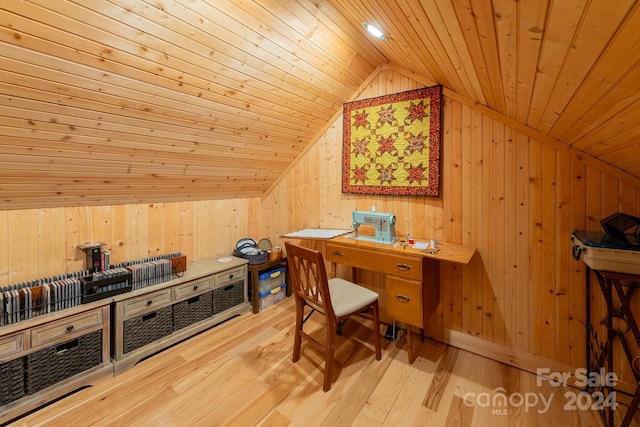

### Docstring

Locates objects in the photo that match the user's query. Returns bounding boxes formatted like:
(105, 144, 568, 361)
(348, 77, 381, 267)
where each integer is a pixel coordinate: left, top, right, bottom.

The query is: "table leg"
(251, 271, 259, 314)
(406, 324, 416, 364)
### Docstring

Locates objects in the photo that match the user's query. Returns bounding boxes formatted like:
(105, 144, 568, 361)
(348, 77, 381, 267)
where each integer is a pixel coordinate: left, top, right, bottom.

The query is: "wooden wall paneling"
(177, 202, 193, 260)
(325, 123, 346, 229)
(555, 151, 572, 365)
(480, 114, 495, 343)
(163, 202, 181, 256)
(602, 174, 621, 219)
(459, 104, 474, 336)
(247, 197, 262, 244)
(317, 129, 330, 230)
(111, 204, 131, 265)
(441, 97, 455, 330)
(216, 200, 239, 256)
(65, 207, 91, 272)
(585, 167, 602, 231)
(540, 144, 558, 360)
(568, 156, 587, 369)
(462, 109, 484, 338)
(263, 183, 286, 249)
(619, 182, 640, 215)
(515, 132, 531, 353)
(129, 204, 149, 262)
(204, 200, 218, 260)
(503, 127, 518, 348)
(91, 205, 112, 248)
(0, 211, 7, 285)
(8, 210, 38, 283)
(148, 203, 165, 258)
(309, 138, 322, 228)
(285, 154, 298, 230)
(449, 98, 464, 331)
(491, 120, 506, 346)
(38, 208, 66, 278)
(191, 201, 205, 261)
(585, 166, 605, 384)
(528, 139, 543, 356)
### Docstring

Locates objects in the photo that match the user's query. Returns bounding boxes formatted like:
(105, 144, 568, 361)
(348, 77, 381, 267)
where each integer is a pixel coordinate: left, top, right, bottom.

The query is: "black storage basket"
(25, 330, 102, 395)
(212, 280, 245, 314)
(123, 306, 173, 354)
(0, 357, 25, 405)
(601, 212, 640, 239)
(173, 291, 213, 330)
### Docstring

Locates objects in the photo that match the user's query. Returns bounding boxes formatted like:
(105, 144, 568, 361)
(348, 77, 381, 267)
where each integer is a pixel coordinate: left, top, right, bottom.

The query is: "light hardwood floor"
(6, 297, 611, 426)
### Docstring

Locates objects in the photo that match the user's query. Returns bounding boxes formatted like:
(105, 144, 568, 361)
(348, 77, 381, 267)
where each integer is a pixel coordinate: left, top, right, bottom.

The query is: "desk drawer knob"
(396, 263, 411, 271)
(147, 299, 153, 305)
(66, 324, 74, 332)
(332, 250, 344, 256)
(395, 294, 411, 303)
(193, 285, 198, 291)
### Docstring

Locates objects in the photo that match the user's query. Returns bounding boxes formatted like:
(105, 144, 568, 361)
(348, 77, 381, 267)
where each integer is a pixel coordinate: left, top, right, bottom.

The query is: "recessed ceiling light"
(363, 23, 386, 40)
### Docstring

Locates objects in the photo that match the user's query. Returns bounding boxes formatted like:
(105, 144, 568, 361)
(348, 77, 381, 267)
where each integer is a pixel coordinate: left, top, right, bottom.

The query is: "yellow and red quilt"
(342, 86, 442, 196)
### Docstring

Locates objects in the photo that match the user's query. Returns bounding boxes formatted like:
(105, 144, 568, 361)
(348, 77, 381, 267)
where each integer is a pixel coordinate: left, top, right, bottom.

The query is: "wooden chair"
(285, 242, 382, 391)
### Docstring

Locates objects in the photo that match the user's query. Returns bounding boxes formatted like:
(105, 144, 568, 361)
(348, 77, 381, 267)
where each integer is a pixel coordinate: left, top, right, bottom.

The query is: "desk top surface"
(328, 234, 476, 265)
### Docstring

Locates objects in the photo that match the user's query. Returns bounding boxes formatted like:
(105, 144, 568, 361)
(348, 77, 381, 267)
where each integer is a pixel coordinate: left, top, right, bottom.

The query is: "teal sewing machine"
(349, 209, 397, 244)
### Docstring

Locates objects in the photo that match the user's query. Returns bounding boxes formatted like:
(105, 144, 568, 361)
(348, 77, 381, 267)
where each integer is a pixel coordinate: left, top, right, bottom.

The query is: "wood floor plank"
(446, 395, 475, 426)
(423, 346, 460, 410)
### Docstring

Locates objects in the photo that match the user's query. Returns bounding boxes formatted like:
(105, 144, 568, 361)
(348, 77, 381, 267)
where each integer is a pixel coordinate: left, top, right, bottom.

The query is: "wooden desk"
(325, 235, 475, 363)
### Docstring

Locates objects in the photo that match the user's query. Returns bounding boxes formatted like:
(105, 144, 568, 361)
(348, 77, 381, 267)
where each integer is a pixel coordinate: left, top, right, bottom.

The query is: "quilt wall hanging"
(342, 85, 442, 197)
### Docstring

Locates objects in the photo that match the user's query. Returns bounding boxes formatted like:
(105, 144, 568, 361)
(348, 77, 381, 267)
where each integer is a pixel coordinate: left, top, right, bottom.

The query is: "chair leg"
(292, 299, 304, 363)
(372, 300, 381, 360)
(324, 330, 336, 392)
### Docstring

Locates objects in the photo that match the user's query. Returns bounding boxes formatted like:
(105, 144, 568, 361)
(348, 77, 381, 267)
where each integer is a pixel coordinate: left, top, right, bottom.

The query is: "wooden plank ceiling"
(1, 0, 639, 209)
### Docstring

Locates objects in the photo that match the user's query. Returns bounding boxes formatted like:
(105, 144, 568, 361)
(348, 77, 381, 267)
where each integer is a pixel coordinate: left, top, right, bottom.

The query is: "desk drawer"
(122, 289, 172, 319)
(30, 309, 102, 348)
(214, 266, 245, 287)
(386, 276, 422, 327)
(0, 332, 25, 361)
(326, 243, 422, 280)
(173, 277, 212, 300)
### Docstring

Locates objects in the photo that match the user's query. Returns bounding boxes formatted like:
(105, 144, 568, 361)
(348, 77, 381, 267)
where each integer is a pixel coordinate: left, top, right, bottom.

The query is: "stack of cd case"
(80, 268, 132, 303)
(0, 271, 88, 326)
(114, 252, 183, 290)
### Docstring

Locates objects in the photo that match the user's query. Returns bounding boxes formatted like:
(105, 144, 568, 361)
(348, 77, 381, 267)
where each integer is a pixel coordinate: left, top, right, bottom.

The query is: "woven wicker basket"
(123, 306, 173, 354)
(0, 357, 25, 405)
(173, 291, 213, 330)
(25, 330, 102, 395)
(244, 251, 267, 265)
(212, 280, 245, 314)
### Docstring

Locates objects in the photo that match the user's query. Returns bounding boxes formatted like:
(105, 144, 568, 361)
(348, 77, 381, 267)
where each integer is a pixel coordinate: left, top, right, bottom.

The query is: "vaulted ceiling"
(1, 0, 639, 209)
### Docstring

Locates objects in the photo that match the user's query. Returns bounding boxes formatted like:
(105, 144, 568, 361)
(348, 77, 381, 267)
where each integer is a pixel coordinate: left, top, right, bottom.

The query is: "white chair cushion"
(328, 278, 379, 317)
